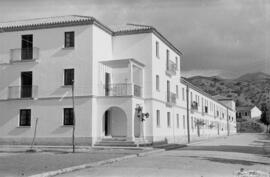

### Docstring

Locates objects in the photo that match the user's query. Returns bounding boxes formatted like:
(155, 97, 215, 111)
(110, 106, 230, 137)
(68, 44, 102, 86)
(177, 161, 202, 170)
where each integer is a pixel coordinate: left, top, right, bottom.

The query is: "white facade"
(237, 106, 262, 120)
(0, 15, 237, 145)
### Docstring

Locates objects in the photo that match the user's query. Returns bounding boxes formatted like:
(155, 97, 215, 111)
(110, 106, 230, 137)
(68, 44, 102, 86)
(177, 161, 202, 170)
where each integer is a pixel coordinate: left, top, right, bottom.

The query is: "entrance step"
(95, 138, 137, 147)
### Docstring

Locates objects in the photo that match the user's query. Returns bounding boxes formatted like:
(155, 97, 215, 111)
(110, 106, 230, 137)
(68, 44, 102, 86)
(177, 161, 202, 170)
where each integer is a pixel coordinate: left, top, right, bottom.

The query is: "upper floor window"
(156, 41, 159, 58)
(64, 108, 74, 125)
(182, 87, 185, 101)
(156, 75, 160, 91)
(64, 69, 74, 86)
(19, 109, 31, 126)
(175, 57, 178, 70)
(166, 50, 170, 70)
(65, 31, 75, 48)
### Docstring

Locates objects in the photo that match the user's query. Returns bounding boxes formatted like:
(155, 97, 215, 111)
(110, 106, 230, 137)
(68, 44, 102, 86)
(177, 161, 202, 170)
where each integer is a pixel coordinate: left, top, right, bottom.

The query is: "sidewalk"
(0, 145, 154, 177)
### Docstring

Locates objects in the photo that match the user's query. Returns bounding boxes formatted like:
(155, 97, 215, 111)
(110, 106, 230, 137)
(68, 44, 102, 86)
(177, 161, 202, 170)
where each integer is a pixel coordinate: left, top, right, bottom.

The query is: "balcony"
(191, 101, 198, 112)
(166, 60, 177, 76)
(104, 83, 142, 97)
(166, 91, 176, 106)
(100, 58, 144, 98)
(10, 47, 39, 63)
(8, 86, 38, 99)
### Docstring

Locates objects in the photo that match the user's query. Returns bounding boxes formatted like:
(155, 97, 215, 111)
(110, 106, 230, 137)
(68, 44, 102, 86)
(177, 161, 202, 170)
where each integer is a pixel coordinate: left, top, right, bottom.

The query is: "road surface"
(57, 133, 270, 177)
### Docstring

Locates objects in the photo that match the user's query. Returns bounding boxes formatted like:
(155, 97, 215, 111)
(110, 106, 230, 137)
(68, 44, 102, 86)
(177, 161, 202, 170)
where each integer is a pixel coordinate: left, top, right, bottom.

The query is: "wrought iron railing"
(166, 60, 177, 75)
(8, 85, 38, 99)
(166, 91, 176, 105)
(191, 101, 198, 110)
(10, 47, 39, 63)
(104, 83, 142, 97)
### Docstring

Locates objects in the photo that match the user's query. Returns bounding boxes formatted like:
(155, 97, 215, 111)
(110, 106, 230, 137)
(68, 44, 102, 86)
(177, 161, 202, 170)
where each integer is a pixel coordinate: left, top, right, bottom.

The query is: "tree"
(260, 103, 270, 133)
(195, 119, 205, 137)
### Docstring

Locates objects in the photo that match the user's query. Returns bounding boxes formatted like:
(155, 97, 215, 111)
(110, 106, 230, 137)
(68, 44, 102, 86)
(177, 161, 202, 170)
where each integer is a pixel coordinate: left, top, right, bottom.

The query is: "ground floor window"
(176, 114, 180, 128)
(156, 110, 160, 127)
(183, 115, 186, 129)
(64, 108, 74, 125)
(167, 112, 171, 128)
(19, 109, 31, 126)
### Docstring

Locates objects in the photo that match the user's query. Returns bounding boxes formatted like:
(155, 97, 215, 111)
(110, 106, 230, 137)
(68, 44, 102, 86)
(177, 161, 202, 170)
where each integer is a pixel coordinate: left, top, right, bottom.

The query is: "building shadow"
(181, 155, 270, 166)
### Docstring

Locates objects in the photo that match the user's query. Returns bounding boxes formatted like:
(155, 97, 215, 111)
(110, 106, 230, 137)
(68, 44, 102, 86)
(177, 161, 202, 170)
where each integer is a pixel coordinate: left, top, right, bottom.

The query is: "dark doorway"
(105, 72, 111, 96)
(21, 71, 32, 98)
(21, 35, 33, 60)
(104, 110, 110, 136)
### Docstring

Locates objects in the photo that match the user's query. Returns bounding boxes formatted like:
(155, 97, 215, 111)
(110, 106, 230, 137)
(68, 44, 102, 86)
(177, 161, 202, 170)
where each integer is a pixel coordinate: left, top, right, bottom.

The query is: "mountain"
(186, 72, 270, 109)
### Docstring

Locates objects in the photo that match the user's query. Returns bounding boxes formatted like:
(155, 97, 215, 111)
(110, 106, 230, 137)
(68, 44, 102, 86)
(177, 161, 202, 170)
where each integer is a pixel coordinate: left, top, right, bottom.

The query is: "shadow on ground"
(179, 145, 266, 155)
(182, 155, 270, 166)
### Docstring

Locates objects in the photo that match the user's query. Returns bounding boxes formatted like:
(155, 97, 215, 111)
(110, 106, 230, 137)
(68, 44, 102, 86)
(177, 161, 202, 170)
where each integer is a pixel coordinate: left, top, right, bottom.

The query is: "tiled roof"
(0, 15, 183, 55)
(0, 15, 94, 30)
(236, 106, 253, 111)
(111, 24, 152, 33)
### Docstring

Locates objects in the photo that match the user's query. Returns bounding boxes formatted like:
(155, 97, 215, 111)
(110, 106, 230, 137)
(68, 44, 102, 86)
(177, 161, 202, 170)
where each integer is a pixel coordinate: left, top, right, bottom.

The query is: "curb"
(28, 149, 165, 177)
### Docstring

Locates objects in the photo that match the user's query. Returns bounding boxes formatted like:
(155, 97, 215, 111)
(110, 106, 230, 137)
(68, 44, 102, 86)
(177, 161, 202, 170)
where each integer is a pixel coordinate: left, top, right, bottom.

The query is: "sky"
(0, 0, 269, 78)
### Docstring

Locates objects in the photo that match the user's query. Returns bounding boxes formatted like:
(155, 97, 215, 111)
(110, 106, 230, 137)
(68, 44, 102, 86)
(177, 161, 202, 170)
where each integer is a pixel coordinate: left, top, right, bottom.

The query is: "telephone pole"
(72, 79, 76, 153)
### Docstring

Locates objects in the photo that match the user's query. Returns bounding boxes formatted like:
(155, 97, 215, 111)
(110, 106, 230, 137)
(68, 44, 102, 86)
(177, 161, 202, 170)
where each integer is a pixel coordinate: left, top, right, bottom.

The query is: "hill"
(186, 72, 270, 109)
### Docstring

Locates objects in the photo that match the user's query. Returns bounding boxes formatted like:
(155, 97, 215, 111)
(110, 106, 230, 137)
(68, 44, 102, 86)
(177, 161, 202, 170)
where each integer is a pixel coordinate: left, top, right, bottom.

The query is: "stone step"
(101, 138, 127, 142)
(95, 142, 137, 147)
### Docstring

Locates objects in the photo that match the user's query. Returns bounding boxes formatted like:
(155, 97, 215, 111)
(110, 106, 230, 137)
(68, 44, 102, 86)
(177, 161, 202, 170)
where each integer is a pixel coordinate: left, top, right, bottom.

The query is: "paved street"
(0, 147, 149, 177)
(57, 134, 270, 177)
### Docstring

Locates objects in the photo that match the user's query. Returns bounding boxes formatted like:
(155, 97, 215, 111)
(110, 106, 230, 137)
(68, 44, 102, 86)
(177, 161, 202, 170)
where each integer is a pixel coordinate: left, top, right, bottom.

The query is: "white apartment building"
(0, 15, 236, 146)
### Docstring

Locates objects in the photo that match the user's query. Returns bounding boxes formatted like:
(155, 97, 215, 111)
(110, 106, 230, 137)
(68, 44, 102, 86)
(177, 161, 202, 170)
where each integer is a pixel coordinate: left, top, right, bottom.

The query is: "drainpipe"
(226, 108, 230, 136)
(186, 85, 191, 143)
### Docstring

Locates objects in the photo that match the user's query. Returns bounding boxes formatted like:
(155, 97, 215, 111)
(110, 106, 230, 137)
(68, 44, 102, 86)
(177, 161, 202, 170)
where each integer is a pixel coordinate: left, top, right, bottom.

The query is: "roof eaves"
(181, 77, 234, 111)
(0, 18, 94, 33)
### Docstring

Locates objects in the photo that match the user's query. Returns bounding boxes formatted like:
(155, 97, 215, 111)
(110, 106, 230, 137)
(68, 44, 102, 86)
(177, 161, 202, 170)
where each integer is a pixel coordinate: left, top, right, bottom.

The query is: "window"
(65, 31, 75, 48)
(64, 108, 74, 125)
(175, 57, 178, 70)
(19, 109, 31, 126)
(191, 116, 194, 129)
(182, 88, 185, 101)
(167, 112, 171, 128)
(156, 41, 159, 58)
(183, 115, 186, 129)
(176, 114, 180, 128)
(245, 112, 248, 116)
(176, 85, 179, 97)
(64, 69, 74, 85)
(166, 50, 170, 70)
(156, 75, 160, 91)
(156, 110, 160, 127)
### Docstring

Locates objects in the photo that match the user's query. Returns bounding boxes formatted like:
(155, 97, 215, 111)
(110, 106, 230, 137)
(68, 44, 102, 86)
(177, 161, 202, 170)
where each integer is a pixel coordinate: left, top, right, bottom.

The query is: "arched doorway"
(103, 107, 127, 137)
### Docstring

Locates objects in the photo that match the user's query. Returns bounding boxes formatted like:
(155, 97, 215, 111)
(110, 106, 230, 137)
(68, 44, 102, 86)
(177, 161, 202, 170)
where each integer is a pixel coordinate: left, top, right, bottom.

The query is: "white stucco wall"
(251, 106, 262, 119)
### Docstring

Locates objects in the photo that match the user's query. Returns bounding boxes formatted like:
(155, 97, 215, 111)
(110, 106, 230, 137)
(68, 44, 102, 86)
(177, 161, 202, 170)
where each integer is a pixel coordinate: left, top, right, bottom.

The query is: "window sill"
(61, 125, 74, 127)
(62, 47, 75, 50)
(61, 85, 72, 88)
(17, 126, 31, 128)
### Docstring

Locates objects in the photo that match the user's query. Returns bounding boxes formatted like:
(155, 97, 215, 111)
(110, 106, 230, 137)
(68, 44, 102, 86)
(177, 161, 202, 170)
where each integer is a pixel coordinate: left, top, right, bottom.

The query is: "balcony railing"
(191, 101, 198, 110)
(8, 85, 38, 99)
(166, 60, 177, 76)
(166, 91, 176, 106)
(10, 47, 39, 63)
(104, 83, 142, 97)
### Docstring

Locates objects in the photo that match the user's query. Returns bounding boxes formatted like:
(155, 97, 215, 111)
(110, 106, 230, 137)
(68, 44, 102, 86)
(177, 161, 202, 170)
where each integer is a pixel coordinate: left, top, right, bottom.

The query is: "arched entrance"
(103, 107, 127, 137)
